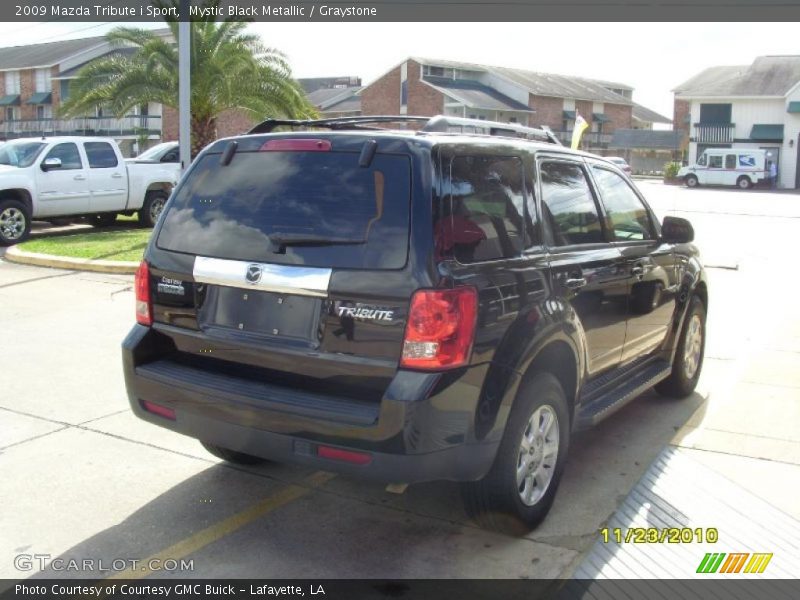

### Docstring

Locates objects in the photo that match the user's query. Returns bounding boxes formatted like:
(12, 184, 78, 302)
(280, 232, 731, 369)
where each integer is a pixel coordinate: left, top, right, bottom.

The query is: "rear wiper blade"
(268, 233, 366, 248)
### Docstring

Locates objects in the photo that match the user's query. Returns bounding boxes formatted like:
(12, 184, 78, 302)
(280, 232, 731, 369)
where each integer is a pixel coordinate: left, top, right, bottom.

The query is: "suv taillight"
(135, 260, 152, 326)
(401, 287, 478, 370)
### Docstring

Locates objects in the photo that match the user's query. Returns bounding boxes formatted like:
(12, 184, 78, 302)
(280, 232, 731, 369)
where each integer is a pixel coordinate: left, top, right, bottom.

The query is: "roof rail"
(247, 116, 429, 134)
(421, 115, 561, 145)
(247, 114, 561, 145)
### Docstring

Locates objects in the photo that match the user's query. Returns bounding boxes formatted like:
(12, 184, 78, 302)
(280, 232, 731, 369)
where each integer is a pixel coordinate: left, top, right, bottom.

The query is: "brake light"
(401, 287, 478, 370)
(260, 139, 331, 152)
(140, 400, 175, 421)
(317, 445, 372, 465)
(135, 260, 152, 326)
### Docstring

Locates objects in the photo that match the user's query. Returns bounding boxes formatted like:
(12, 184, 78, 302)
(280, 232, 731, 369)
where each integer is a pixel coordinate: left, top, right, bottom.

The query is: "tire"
(89, 213, 118, 228)
(685, 174, 699, 188)
(737, 176, 752, 190)
(201, 442, 268, 466)
(0, 198, 31, 246)
(138, 190, 169, 228)
(461, 372, 570, 535)
(656, 295, 706, 398)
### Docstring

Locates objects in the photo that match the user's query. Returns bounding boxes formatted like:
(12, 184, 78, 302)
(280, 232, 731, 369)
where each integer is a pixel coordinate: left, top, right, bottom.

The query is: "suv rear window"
(157, 149, 411, 269)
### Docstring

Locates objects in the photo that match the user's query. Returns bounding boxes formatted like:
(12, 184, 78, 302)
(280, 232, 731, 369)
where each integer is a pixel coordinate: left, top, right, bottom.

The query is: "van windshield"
(156, 149, 411, 269)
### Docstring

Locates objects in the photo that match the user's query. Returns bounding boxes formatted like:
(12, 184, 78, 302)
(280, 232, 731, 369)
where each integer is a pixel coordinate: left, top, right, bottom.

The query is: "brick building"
(357, 57, 669, 155)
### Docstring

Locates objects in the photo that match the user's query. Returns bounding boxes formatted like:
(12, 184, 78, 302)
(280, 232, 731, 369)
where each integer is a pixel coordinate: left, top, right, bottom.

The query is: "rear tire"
(656, 295, 706, 398)
(201, 442, 268, 466)
(685, 174, 699, 188)
(0, 199, 31, 246)
(461, 372, 570, 535)
(138, 190, 168, 228)
(737, 176, 752, 190)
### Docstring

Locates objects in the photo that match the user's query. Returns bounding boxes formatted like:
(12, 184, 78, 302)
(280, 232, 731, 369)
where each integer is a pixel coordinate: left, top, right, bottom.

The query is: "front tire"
(656, 295, 706, 398)
(462, 372, 570, 535)
(0, 199, 31, 246)
(685, 174, 699, 188)
(201, 442, 268, 466)
(138, 190, 168, 228)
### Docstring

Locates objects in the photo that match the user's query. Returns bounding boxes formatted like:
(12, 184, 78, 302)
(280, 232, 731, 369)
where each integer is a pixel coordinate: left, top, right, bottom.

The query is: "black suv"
(123, 116, 707, 533)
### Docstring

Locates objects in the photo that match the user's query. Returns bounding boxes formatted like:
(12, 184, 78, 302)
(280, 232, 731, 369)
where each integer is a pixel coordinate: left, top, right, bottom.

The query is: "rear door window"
(539, 160, 605, 246)
(84, 142, 118, 168)
(157, 148, 411, 269)
(437, 155, 527, 263)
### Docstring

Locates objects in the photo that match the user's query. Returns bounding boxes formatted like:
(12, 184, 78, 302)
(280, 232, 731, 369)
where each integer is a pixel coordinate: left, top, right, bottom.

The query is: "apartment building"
(674, 55, 800, 189)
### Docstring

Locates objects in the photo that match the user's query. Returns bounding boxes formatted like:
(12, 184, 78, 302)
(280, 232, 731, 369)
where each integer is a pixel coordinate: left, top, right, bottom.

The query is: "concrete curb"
(4, 245, 138, 274)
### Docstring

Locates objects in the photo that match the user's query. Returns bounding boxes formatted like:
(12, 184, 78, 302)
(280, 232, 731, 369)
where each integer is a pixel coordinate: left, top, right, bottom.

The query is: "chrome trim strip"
(193, 256, 331, 297)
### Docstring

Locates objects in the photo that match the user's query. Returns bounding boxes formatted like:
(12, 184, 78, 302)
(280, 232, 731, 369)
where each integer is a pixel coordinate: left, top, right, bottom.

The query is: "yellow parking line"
(105, 470, 335, 581)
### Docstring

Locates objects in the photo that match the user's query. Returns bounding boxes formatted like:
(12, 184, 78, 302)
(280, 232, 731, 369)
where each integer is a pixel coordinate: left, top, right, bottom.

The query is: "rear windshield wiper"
(268, 233, 366, 252)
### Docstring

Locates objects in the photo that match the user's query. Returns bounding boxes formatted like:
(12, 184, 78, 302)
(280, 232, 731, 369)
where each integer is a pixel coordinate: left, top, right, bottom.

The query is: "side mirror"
(41, 157, 62, 172)
(661, 216, 694, 244)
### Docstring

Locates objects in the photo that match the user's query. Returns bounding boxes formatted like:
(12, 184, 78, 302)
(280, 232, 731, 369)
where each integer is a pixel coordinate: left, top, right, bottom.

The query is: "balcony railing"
(553, 130, 613, 147)
(0, 115, 162, 138)
(692, 123, 734, 144)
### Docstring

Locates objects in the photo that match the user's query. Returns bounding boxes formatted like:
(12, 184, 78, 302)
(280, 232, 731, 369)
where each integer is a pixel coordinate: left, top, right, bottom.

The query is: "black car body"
(123, 116, 707, 532)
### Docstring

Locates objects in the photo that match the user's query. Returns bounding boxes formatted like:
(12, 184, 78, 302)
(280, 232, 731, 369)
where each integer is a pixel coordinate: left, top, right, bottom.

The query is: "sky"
(0, 21, 798, 118)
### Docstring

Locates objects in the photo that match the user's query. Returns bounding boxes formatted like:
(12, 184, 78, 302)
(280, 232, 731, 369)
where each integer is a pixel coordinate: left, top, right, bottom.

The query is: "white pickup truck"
(0, 136, 180, 246)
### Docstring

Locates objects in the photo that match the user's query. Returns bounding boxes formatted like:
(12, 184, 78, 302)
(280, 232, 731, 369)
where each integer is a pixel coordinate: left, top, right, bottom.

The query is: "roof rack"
(247, 115, 562, 145)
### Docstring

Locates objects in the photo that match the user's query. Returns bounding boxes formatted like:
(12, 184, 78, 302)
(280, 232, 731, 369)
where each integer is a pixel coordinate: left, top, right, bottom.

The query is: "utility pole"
(178, 0, 191, 172)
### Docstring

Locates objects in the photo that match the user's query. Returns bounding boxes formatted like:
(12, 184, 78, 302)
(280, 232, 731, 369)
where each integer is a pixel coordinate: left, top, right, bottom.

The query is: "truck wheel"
(89, 213, 118, 228)
(737, 176, 752, 190)
(685, 174, 699, 188)
(0, 199, 31, 246)
(656, 295, 706, 398)
(201, 442, 268, 466)
(139, 190, 168, 228)
(461, 372, 570, 535)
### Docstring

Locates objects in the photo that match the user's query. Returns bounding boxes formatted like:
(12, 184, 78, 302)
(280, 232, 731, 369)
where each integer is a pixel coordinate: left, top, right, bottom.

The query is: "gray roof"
(56, 47, 137, 78)
(423, 76, 533, 112)
(609, 129, 683, 150)
(0, 35, 109, 70)
(307, 86, 363, 112)
(632, 102, 671, 124)
(410, 57, 633, 105)
(322, 96, 362, 114)
(674, 56, 800, 97)
(298, 77, 361, 94)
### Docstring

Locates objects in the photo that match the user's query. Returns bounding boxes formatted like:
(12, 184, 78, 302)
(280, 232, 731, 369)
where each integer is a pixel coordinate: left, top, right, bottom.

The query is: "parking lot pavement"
(1, 184, 799, 580)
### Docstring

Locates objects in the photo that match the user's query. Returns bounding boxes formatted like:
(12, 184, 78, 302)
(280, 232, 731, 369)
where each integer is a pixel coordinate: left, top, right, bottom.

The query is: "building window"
(5, 107, 17, 121)
(36, 105, 52, 119)
(35, 68, 51, 93)
(5, 71, 20, 95)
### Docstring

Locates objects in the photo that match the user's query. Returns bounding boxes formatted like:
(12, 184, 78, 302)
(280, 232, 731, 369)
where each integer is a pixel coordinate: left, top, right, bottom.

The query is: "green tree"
(60, 0, 315, 155)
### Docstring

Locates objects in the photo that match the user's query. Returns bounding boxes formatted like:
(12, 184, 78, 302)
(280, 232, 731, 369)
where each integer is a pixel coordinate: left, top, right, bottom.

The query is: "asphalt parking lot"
(1, 182, 799, 581)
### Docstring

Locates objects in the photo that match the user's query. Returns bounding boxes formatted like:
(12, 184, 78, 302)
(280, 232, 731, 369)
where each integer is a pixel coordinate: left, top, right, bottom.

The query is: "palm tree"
(60, 0, 316, 155)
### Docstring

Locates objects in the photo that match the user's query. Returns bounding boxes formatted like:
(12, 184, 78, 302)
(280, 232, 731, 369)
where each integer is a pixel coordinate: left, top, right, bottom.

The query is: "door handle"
(564, 277, 587, 290)
(111, 173, 123, 179)
(73, 174, 86, 181)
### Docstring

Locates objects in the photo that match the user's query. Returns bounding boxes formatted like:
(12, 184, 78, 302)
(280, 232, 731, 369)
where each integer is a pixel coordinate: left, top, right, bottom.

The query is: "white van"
(678, 149, 770, 189)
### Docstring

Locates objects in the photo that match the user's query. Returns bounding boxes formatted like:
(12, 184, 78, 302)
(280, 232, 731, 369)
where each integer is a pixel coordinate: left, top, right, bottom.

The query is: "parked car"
(0, 136, 180, 245)
(606, 156, 632, 174)
(128, 141, 179, 164)
(123, 115, 707, 534)
(678, 148, 769, 189)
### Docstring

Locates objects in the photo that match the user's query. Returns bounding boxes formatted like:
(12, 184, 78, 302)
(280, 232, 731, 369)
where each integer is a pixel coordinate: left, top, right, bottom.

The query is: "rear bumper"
(122, 325, 503, 483)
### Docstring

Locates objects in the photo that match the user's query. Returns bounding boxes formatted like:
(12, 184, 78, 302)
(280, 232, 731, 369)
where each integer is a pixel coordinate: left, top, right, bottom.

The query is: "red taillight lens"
(317, 445, 372, 465)
(140, 400, 176, 421)
(260, 139, 331, 152)
(135, 260, 152, 326)
(401, 287, 478, 370)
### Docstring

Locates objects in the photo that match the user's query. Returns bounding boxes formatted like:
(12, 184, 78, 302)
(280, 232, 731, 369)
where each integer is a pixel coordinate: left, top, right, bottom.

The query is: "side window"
(697, 153, 707, 166)
(44, 143, 82, 170)
(161, 148, 179, 163)
(84, 142, 118, 168)
(539, 161, 604, 246)
(725, 154, 736, 169)
(438, 155, 526, 263)
(592, 167, 654, 242)
(708, 155, 723, 168)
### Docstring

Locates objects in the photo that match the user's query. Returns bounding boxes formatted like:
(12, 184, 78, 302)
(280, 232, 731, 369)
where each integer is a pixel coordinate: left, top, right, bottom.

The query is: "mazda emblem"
(245, 264, 262, 284)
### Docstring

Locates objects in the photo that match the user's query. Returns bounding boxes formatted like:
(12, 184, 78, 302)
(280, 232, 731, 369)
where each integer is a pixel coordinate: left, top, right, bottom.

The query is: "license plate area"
(198, 286, 321, 343)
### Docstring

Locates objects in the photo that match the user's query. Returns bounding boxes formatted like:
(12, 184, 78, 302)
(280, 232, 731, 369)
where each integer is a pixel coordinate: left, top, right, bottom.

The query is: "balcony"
(554, 130, 613, 147)
(0, 115, 162, 139)
(692, 123, 734, 144)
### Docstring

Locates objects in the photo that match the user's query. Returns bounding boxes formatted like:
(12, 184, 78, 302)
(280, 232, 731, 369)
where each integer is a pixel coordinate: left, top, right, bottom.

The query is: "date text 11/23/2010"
(600, 527, 719, 544)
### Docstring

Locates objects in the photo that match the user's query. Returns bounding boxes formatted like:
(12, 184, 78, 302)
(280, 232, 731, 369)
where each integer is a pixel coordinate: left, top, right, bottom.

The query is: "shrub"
(664, 162, 682, 179)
